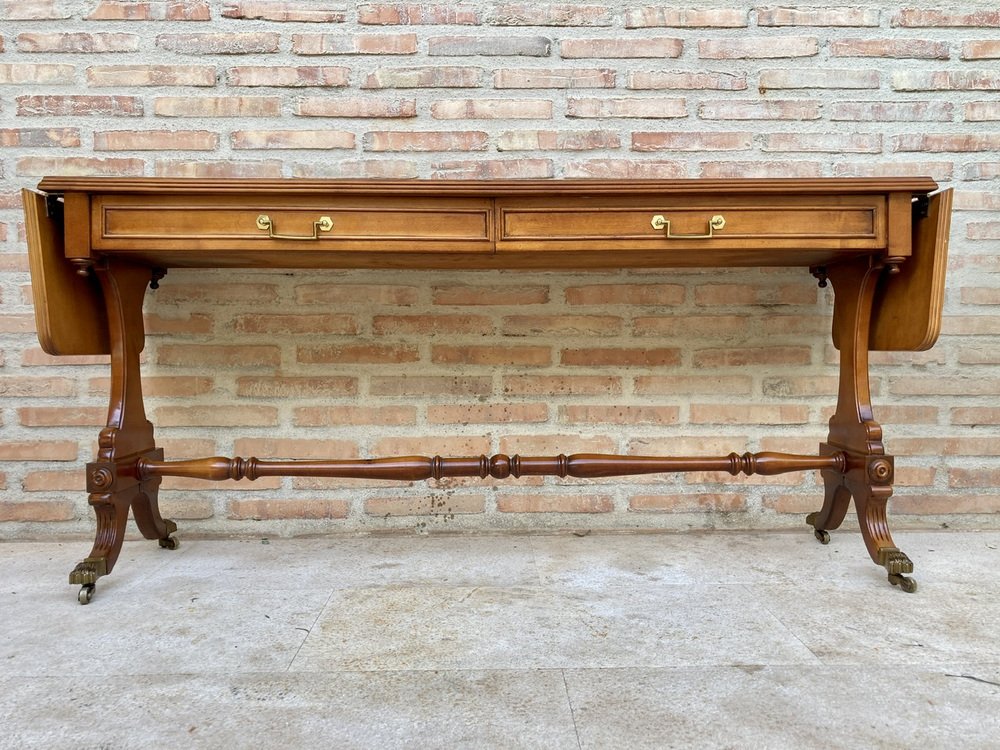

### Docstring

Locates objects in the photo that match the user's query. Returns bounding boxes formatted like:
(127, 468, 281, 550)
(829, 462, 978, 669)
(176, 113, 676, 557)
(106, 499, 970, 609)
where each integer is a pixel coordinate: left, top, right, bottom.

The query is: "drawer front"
(496, 195, 886, 252)
(93, 194, 494, 254)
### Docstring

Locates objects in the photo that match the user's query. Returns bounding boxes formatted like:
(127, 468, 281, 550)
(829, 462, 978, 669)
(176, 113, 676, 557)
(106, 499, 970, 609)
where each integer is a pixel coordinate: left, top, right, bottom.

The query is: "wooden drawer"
(496, 194, 886, 253)
(92, 194, 494, 257)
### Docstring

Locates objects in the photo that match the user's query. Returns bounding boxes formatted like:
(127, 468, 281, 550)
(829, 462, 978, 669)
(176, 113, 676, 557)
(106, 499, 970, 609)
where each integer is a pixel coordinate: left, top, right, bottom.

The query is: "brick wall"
(1, 1, 998, 538)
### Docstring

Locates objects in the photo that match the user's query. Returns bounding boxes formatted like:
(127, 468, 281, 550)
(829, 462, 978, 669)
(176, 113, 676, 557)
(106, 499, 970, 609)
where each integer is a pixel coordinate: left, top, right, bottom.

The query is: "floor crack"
(945, 673, 1000, 688)
(561, 669, 584, 750)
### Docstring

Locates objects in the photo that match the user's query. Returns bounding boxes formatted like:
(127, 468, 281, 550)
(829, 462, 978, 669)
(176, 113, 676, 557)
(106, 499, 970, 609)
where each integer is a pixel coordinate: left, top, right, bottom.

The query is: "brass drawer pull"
(651, 214, 725, 239)
(256, 214, 333, 240)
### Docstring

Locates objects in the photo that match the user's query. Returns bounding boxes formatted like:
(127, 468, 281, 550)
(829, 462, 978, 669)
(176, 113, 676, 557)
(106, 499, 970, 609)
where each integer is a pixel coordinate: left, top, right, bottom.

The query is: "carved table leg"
(808, 255, 916, 592)
(69, 259, 177, 604)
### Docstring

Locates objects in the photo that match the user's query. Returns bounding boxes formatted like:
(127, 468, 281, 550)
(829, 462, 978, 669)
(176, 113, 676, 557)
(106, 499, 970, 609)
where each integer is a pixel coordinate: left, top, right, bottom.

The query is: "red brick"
(625, 8, 747, 28)
(234, 438, 357, 459)
(17, 95, 142, 116)
(428, 404, 549, 424)
(758, 8, 879, 26)
(223, 2, 346, 22)
(763, 133, 882, 153)
(762, 376, 839, 397)
(372, 314, 493, 335)
(502, 375, 621, 396)
(155, 160, 284, 178)
(630, 494, 745, 512)
(17, 156, 145, 177)
(157, 283, 279, 305)
(831, 39, 949, 59)
(893, 10, 1000, 27)
(891, 376, 1000, 396)
(295, 284, 418, 305)
(16, 32, 139, 52)
(0, 441, 76, 461)
(561, 405, 679, 426)
(497, 494, 613, 513)
(495, 68, 615, 88)
(292, 33, 417, 55)
(18, 407, 105, 427)
(156, 32, 280, 54)
(834, 161, 953, 180)
(95, 130, 218, 151)
(90, 376, 213, 397)
(228, 499, 350, 520)
(699, 37, 818, 59)
(563, 160, 687, 179)
(700, 161, 824, 178)
(293, 159, 413, 178)
(498, 130, 620, 151)
(371, 376, 493, 398)
(20, 349, 108, 366)
(373, 436, 491, 456)
(431, 159, 554, 179)
(561, 347, 681, 367)
(366, 494, 485, 517)
(363, 66, 482, 88)
(831, 101, 954, 122)
(0, 377, 75, 398)
(227, 66, 349, 87)
(565, 283, 684, 305)
(297, 97, 417, 118)
(891, 495, 1000, 515)
(155, 406, 279, 427)
(0, 501, 75, 522)
(892, 437, 1000, 456)
(951, 407, 1000, 426)
(628, 71, 746, 90)
(695, 283, 816, 306)
(432, 284, 548, 305)
(233, 129, 355, 150)
(298, 344, 419, 364)
(760, 69, 879, 89)
(294, 405, 416, 426)
(157, 344, 281, 368)
(431, 99, 553, 119)
(568, 97, 686, 119)
(0, 128, 80, 147)
(699, 100, 820, 120)
(364, 131, 488, 151)
(154, 97, 282, 117)
(86, 65, 216, 87)
(503, 314, 621, 336)
(22, 470, 84, 492)
(963, 41, 1000, 60)
(561, 38, 682, 58)
(431, 344, 551, 366)
(897, 134, 1000, 152)
(427, 36, 551, 56)
(633, 132, 752, 152)
(689, 404, 809, 424)
(948, 468, 1000, 489)
(694, 346, 811, 367)
(358, 4, 481, 25)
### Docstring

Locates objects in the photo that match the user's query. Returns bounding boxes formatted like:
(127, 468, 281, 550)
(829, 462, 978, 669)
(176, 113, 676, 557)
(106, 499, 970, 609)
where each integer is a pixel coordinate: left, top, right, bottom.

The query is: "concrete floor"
(0, 530, 998, 749)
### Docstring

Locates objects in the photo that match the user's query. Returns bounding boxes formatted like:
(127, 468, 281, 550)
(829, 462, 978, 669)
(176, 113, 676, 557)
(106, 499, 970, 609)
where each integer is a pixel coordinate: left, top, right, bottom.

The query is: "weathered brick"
(758, 7, 879, 26)
(963, 41, 1000, 60)
(966, 102, 1000, 121)
(630, 494, 745, 512)
(0, 501, 75, 522)
(223, 1, 346, 22)
(565, 283, 684, 306)
(297, 97, 416, 118)
(497, 493, 613, 513)
(294, 405, 417, 426)
(16, 156, 145, 177)
(893, 10, 1000, 27)
(0, 128, 80, 148)
(568, 97, 686, 119)
(830, 39, 949, 59)
(698, 100, 820, 120)
(86, 1, 210, 21)
(760, 69, 879, 89)
(951, 407, 1000, 426)
(0, 63, 75, 84)
(695, 283, 816, 306)
(893, 134, 1000, 152)
(236, 376, 358, 398)
(699, 37, 818, 59)
(431, 159, 554, 179)
(967, 222, 1000, 241)
(431, 344, 551, 366)
(690, 404, 809, 424)
(227, 66, 349, 87)
(1, 0, 71, 19)
(763, 133, 882, 153)
(358, 4, 481, 25)
(633, 132, 752, 152)
(834, 161, 953, 180)
(155, 405, 279, 427)
(364, 131, 488, 151)
(95, 130, 218, 150)
(292, 33, 417, 55)
(364, 66, 482, 88)
(428, 404, 549, 424)
(628, 71, 746, 90)
(559, 405, 680, 425)
(635, 375, 752, 396)
(372, 313, 493, 335)
(86, 65, 216, 87)
(502, 375, 621, 396)
(503, 314, 621, 336)
(154, 97, 281, 117)
(495, 68, 615, 88)
(231, 130, 355, 149)
(964, 163, 1000, 180)
(487, 4, 612, 26)
(90, 375, 213, 397)
(431, 99, 552, 119)
(694, 346, 811, 367)
(155, 160, 284, 178)
(625, 8, 747, 28)
(432, 284, 549, 305)
(428, 35, 551, 56)
(893, 71, 1000, 91)
(831, 101, 954, 122)
(157, 344, 281, 367)
(497, 130, 620, 151)
(370, 376, 491, 398)
(366, 494, 485, 517)
(18, 407, 104, 427)
(298, 344, 419, 364)
(233, 313, 357, 333)
(156, 33, 280, 54)
(562, 38, 683, 58)
(21, 349, 108, 366)
(701, 161, 825, 179)
(17, 32, 139, 53)
(157, 283, 279, 305)
(295, 283, 418, 305)
(561, 347, 681, 367)
(0, 441, 76, 461)
(563, 160, 687, 179)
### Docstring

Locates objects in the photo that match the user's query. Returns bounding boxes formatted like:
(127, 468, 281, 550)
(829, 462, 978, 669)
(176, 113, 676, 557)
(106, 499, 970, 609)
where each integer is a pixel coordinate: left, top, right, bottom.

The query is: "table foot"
(888, 572, 918, 593)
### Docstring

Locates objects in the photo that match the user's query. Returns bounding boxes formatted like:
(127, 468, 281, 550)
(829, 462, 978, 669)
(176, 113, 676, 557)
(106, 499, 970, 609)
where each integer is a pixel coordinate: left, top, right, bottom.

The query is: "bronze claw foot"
(69, 558, 108, 605)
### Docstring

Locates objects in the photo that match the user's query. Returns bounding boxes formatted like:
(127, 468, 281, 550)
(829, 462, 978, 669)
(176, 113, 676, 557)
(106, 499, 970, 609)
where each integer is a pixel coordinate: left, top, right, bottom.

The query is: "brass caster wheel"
(813, 529, 831, 545)
(888, 573, 917, 593)
(158, 535, 179, 550)
(78, 584, 95, 605)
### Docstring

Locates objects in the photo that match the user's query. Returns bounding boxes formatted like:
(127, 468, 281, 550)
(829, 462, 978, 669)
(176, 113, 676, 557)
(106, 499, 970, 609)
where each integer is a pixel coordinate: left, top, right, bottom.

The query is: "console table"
(24, 177, 952, 604)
